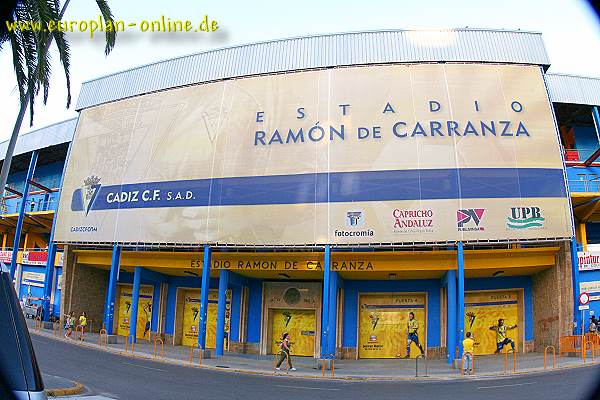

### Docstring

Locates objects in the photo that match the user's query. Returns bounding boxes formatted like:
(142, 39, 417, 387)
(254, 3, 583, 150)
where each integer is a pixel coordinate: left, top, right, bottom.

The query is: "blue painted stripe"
(465, 301, 518, 307)
(71, 168, 566, 211)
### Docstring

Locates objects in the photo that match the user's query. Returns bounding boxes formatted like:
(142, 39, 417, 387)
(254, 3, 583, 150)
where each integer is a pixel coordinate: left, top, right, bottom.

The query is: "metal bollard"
(99, 329, 108, 347)
(415, 354, 428, 377)
(153, 338, 164, 358)
(544, 346, 556, 369)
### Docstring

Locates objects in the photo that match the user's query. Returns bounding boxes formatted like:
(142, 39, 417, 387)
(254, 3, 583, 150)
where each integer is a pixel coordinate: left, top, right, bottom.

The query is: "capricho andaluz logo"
(81, 175, 101, 216)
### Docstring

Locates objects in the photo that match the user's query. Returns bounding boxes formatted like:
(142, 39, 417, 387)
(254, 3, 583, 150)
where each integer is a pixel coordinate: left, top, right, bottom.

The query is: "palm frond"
(95, 0, 116, 55)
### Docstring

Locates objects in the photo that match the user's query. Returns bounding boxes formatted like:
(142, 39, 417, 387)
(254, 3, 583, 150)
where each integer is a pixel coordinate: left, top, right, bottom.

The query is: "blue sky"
(1, 0, 599, 140)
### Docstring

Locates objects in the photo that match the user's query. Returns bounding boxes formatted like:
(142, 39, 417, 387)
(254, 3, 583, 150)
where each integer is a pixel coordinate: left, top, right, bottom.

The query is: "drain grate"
(215, 365, 230, 369)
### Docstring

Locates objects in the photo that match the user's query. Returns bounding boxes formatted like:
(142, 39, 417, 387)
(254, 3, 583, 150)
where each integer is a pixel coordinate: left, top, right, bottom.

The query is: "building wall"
(531, 242, 574, 350)
(60, 246, 109, 330)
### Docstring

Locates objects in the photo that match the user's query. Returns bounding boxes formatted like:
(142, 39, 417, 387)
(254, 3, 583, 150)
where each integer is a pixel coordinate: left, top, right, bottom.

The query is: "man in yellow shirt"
(404, 312, 425, 358)
(490, 318, 517, 354)
(462, 332, 475, 375)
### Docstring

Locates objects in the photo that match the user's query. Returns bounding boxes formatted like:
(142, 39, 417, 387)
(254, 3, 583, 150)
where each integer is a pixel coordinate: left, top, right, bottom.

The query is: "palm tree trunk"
(0, 0, 72, 200)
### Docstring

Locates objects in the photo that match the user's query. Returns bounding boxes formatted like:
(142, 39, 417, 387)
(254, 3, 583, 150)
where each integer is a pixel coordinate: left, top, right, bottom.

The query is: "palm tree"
(0, 0, 116, 200)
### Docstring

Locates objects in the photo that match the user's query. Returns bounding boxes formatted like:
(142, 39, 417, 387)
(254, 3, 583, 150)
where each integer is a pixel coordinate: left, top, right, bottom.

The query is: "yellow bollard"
(153, 338, 164, 358)
(544, 346, 556, 369)
(99, 329, 108, 347)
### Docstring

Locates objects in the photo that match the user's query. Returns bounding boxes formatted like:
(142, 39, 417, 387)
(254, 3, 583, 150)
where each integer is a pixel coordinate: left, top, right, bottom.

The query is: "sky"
(1, 0, 600, 141)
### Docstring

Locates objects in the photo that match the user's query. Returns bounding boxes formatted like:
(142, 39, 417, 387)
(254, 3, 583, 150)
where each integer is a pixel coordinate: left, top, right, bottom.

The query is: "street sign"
(579, 292, 590, 305)
(579, 305, 590, 310)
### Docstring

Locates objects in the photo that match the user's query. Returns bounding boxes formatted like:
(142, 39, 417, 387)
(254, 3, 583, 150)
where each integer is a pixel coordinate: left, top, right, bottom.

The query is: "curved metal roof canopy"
(76, 29, 550, 110)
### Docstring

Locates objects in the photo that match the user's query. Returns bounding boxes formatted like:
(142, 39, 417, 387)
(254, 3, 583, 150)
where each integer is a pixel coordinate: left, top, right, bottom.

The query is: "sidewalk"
(43, 373, 85, 397)
(28, 319, 599, 381)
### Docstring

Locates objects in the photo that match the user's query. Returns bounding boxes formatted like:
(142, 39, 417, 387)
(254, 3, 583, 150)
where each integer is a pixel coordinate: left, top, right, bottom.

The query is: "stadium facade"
(3, 29, 600, 363)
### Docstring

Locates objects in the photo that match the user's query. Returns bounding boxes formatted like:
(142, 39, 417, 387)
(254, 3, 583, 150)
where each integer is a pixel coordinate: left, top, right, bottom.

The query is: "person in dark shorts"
(404, 312, 425, 358)
(490, 318, 517, 354)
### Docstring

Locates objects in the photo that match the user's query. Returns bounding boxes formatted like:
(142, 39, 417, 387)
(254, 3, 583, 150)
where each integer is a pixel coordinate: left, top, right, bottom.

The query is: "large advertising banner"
(464, 291, 520, 355)
(181, 289, 230, 349)
(358, 293, 426, 359)
(55, 64, 572, 246)
(269, 309, 316, 357)
(116, 285, 154, 339)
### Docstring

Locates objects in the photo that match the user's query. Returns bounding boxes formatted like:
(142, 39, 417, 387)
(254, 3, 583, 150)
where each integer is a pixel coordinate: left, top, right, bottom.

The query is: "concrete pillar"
(198, 245, 211, 350)
(129, 266, 142, 343)
(103, 245, 121, 334)
(10, 151, 38, 280)
(327, 270, 338, 358)
(446, 270, 457, 364)
(215, 269, 229, 356)
(457, 241, 465, 357)
(320, 245, 331, 359)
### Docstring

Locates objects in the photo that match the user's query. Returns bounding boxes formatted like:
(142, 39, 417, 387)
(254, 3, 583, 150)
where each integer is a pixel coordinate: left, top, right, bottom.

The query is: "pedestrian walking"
(77, 311, 88, 341)
(64, 312, 75, 338)
(589, 317, 597, 334)
(275, 332, 296, 371)
(490, 318, 517, 354)
(404, 311, 425, 358)
(462, 332, 475, 375)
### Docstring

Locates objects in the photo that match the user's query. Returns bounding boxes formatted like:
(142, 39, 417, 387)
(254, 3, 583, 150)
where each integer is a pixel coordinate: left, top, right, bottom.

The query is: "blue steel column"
(198, 245, 211, 349)
(457, 242, 465, 358)
(9, 151, 38, 280)
(215, 269, 229, 356)
(129, 266, 142, 343)
(103, 245, 121, 334)
(446, 270, 457, 364)
(41, 237, 58, 321)
(320, 245, 331, 359)
(570, 237, 581, 334)
(327, 271, 338, 358)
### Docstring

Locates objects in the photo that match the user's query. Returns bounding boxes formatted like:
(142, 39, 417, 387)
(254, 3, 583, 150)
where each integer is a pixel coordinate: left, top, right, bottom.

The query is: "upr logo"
(346, 210, 364, 227)
(457, 208, 485, 231)
(507, 207, 545, 229)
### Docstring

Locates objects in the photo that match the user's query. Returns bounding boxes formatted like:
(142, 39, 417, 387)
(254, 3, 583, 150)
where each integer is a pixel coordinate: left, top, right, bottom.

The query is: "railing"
(560, 335, 583, 355)
(2, 198, 57, 215)
(544, 346, 556, 369)
(569, 177, 600, 193)
(415, 354, 428, 377)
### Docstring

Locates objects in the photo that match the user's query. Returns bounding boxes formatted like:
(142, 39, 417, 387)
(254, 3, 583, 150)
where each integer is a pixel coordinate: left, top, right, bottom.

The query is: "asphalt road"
(31, 335, 600, 400)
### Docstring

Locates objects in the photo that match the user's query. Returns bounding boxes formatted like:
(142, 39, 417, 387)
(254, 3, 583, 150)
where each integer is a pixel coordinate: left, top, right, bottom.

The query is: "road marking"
(275, 384, 341, 391)
(121, 361, 167, 372)
(478, 381, 537, 389)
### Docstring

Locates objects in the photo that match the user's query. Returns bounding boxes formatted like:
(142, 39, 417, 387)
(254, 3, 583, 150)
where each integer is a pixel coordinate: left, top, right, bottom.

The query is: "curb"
(30, 328, 599, 383)
(46, 381, 85, 397)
